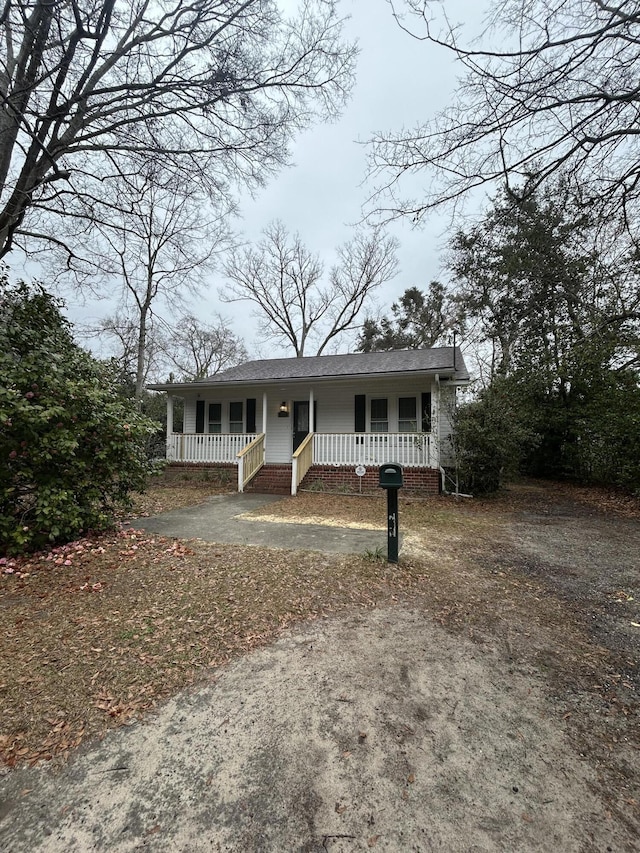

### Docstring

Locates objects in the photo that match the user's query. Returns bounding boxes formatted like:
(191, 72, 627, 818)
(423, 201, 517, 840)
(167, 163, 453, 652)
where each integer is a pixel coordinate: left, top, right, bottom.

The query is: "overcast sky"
(217, 0, 488, 358)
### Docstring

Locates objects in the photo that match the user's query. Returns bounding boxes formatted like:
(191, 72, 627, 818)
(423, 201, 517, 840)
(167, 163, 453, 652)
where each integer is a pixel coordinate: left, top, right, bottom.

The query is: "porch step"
(246, 464, 292, 495)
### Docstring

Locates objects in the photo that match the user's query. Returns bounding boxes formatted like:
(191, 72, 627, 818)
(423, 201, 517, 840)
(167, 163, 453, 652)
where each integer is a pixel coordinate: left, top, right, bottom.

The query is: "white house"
(148, 347, 470, 495)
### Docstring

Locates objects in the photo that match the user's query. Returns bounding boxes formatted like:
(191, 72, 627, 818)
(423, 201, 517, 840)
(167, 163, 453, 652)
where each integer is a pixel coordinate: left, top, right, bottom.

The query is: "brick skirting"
(163, 462, 441, 495)
(300, 465, 441, 495)
(162, 462, 236, 480)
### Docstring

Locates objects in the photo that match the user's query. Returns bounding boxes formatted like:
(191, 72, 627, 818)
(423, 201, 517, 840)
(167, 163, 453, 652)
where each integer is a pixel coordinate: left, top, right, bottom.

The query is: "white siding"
(179, 377, 441, 464)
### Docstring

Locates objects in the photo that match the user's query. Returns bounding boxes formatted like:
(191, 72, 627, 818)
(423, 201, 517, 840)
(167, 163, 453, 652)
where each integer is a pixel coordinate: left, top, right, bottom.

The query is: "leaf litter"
(1, 476, 638, 836)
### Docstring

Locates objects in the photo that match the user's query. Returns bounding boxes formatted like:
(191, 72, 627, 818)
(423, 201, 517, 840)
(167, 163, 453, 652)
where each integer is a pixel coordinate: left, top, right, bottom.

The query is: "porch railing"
(292, 432, 314, 496)
(167, 432, 257, 464)
(313, 433, 433, 468)
(237, 434, 265, 492)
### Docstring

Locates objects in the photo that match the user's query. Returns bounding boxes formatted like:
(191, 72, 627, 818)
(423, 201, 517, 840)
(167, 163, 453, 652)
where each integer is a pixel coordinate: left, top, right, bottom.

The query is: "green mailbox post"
(379, 463, 403, 563)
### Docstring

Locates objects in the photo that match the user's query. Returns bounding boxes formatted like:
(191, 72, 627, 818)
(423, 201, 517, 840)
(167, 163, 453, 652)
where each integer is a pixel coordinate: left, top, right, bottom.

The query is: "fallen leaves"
(1, 476, 639, 778)
(93, 686, 154, 722)
(0, 508, 395, 768)
(0, 719, 86, 768)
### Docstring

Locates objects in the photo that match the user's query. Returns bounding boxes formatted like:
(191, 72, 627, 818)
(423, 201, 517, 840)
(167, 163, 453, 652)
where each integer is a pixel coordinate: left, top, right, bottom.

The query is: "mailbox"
(379, 463, 403, 489)
(379, 463, 403, 564)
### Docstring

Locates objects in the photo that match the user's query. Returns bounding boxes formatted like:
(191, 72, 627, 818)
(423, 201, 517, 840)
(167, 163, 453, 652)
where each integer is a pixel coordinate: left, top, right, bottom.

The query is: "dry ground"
(1, 476, 639, 848)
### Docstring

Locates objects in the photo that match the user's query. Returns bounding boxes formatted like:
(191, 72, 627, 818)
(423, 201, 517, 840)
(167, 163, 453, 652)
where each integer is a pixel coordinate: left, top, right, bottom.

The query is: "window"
(398, 397, 417, 432)
(229, 401, 244, 433)
(370, 398, 388, 433)
(208, 402, 221, 434)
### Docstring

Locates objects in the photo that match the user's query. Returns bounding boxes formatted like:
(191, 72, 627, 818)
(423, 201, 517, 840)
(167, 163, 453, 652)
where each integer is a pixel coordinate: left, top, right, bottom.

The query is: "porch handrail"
(237, 433, 265, 492)
(167, 432, 257, 464)
(291, 432, 314, 496)
(313, 432, 433, 468)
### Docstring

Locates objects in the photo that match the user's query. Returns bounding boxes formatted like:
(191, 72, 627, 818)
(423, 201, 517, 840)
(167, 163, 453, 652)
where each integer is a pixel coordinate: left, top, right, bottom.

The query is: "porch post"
(167, 393, 173, 445)
(432, 375, 440, 468)
(262, 392, 268, 450)
(309, 388, 314, 433)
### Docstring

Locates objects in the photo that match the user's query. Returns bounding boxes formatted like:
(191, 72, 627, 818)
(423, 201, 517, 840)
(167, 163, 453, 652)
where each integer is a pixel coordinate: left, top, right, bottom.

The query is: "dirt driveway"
(0, 483, 638, 851)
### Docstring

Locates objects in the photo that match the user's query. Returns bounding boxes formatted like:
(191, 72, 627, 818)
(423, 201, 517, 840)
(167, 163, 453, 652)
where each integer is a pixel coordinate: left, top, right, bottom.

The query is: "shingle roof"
(148, 347, 469, 391)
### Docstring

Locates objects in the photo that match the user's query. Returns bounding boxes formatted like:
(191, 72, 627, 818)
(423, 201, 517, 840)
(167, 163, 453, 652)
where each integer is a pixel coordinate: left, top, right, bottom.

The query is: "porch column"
(166, 394, 174, 461)
(262, 392, 268, 450)
(309, 388, 314, 432)
(433, 375, 440, 468)
(166, 394, 174, 441)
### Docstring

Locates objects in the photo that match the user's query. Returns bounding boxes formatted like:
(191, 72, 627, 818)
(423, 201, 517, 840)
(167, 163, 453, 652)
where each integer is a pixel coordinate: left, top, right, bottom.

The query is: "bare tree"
(159, 312, 248, 380)
(93, 310, 165, 391)
(0, 0, 356, 259)
(222, 221, 399, 356)
(368, 0, 640, 236)
(77, 167, 224, 398)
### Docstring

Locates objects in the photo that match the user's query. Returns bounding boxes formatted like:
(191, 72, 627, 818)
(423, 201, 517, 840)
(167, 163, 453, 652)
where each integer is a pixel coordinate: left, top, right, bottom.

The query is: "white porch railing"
(291, 432, 314, 496)
(167, 433, 257, 464)
(166, 431, 434, 470)
(313, 433, 434, 468)
(237, 434, 265, 492)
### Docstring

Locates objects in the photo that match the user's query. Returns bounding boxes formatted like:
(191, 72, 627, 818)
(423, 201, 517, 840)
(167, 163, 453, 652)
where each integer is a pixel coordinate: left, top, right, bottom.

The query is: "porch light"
(278, 401, 289, 417)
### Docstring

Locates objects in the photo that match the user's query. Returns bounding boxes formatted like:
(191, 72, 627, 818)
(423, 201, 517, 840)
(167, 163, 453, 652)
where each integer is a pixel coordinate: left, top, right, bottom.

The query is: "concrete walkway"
(132, 492, 389, 555)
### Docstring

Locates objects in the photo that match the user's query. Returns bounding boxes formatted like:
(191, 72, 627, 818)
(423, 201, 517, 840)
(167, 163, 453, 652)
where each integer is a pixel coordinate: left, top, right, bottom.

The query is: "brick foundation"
(299, 465, 441, 495)
(162, 462, 236, 481)
(163, 462, 441, 495)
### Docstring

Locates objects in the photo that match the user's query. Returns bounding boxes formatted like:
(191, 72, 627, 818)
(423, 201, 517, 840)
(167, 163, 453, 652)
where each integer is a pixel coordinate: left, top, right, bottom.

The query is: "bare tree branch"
(221, 221, 399, 355)
(0, 0, 357, 257)
(157, 312, 248, 380)
(68, 164, 227, 397)
(368, 0, 640, 239)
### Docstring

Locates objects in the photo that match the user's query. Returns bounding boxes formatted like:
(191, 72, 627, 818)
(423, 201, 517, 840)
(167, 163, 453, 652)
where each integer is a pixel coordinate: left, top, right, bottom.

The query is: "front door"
(293, 401, 317, 452)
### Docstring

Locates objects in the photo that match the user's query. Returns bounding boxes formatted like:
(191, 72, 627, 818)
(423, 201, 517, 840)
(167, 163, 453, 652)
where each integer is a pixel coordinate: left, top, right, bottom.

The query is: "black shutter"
(355, 394, 366, 432)
(246, 398, 256, 433)
(195, 400, 205, 434)
(421, 392, 432, 433)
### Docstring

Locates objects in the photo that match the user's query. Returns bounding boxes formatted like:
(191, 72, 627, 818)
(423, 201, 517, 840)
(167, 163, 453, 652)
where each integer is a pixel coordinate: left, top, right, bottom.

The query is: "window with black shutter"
(370, 398, 388, 433)
(398, 397, 417, 432)
(208, 402, 222, 433)
(229, 401, 244, 433)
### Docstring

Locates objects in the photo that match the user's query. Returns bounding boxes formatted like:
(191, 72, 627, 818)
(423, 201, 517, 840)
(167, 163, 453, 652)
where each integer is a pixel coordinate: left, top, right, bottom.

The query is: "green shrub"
(0, 278, 157, 554)
(451, 382, 534, 494)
